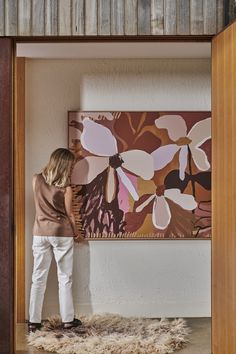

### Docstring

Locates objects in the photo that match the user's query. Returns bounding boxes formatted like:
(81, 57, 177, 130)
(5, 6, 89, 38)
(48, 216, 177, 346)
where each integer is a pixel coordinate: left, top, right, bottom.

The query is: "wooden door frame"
(0, 37, 14, 354)
(7, 34, 221, 352)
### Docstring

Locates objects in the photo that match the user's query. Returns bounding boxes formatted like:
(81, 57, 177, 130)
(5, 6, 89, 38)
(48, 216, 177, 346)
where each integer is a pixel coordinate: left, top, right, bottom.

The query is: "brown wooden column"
(212, 20, 236, 354)
(0, 38, 14, 354)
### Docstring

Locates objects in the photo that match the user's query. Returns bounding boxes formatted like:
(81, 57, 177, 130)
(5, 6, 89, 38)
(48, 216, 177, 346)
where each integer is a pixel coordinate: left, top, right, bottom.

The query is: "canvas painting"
(68, 111, 211, 239)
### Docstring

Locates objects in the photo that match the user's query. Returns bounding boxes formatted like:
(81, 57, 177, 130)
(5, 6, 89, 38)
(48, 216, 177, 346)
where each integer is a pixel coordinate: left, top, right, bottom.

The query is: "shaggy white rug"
(27, 313, 190, 354)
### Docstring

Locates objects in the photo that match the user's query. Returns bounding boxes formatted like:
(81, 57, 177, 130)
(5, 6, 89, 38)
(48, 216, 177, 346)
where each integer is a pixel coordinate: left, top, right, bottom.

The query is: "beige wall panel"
(212, 20, 236, 354)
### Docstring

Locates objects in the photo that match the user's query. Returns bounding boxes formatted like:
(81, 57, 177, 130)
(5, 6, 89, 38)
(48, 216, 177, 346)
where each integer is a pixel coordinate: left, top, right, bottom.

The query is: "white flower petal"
(152, 196, 171, 230)
(151, 144, 180, 171)
(190, 147, 210, 171)
(155, 115, 187, 141)
(179, 145, 188, 181)
(188, 117, 211, 148)
(105, 167, 117, 203)
(71, 156, 109, 185)
(81, 117, 118, 156)
(164, 188, 197, 210)
(136, 194, 156, 213)
(120, 150, 154, 180)
(116, 167, 139, 201)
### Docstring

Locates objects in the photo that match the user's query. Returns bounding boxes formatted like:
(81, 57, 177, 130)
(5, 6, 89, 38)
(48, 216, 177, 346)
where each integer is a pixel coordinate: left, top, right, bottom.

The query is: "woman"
(28, 148, 83, 332)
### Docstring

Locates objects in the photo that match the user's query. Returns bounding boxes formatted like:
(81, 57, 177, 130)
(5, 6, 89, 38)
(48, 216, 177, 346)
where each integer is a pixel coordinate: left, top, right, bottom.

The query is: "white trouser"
(29, 236, 74, 323)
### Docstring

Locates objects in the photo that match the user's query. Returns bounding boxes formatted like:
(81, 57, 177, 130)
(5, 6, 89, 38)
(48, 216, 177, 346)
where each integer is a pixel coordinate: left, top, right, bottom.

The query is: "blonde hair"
(42, 148, 75, 188)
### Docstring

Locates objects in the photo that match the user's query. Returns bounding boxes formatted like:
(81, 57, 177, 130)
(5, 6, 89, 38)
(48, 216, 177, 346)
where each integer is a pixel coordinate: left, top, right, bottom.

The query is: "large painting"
(68, 111, 211, 240)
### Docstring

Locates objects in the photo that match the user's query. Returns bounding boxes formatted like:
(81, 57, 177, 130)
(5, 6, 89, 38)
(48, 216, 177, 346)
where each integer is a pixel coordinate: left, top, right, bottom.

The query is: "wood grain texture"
(14, 57, 25, 324)
(177, 0, 190, 35)
(216, 0, 224, 32)
(164, 0, 176, 35)
(0, 37, 14, 354)
(125, 0, 138, 35)
(203, 0, 216, 34)
(32, 0, 45, 36)
(151, 0, 164, 35)
(5, 0, 17, 35)
(0, 0, 5, 35)
(98, 0, 110, 35)
(45, 0, 58, 35)
(18, 0, 31, 35)
(212, 20, 236, 354)
(72, 0, 85, 35)
(85, 0, 97, 35)
(59, 0, 72, 35)
(111, 0, 124, 35)
(190, 0, 204, 35)
(138, 0, 151, 35)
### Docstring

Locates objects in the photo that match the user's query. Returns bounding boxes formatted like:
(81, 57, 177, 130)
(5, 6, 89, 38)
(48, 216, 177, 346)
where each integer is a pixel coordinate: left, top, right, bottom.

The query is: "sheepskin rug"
(27, 313, 190, 354)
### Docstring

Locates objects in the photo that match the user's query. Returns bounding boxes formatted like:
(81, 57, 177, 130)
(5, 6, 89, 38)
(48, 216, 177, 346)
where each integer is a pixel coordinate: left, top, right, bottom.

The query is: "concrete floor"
(15, 317, 211, 354)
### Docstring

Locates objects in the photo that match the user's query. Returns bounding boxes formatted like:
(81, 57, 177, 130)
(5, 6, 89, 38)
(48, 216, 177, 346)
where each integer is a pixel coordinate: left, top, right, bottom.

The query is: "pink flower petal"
(164, 189, 197, 210)
(179, 145, 188, 181)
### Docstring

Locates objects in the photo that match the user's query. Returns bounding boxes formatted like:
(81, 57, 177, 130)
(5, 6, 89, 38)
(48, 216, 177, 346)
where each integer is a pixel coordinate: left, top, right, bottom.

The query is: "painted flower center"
(109, 153, 124, 169)
(156, 185, 166, 196)
(175, 136, 192, 146)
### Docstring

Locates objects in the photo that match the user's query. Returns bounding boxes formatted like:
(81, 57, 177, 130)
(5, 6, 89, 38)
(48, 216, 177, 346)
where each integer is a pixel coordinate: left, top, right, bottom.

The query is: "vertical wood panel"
(32, 0, 45, 36)
(204, 0, 216, 34)
(18, 0, 31, 36)
(5, 0, 17, 36)
(177, 0, 190, 35)
(212, 20, 236, 354)
(217, 0, 224, 32)
(45, 0, 58, 35)
(85, 0, 97, 35)
(72, 0, 84, 35)
(151, 0, 164, 35)
(14, 57, 25, 323)
(138, 0, 151, 35)
(190, 0, 204, 35)
(125, 0, 137, 35)
(0, 0, 5, 36)
(59, 0, 72, 35)
(0, 37, 14, 354)
(111, 0, 124, 35)
(164, 0, 176, 35)
(98, 0, 110, 35)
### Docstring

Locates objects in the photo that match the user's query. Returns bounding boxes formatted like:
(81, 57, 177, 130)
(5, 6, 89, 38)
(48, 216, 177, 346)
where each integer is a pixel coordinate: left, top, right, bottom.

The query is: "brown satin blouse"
(33, 173, 75, 237)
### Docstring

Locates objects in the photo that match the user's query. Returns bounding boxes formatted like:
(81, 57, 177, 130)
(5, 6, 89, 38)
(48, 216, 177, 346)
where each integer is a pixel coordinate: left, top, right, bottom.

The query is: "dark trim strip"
(12, 34, 213, 43)
(0, 38, 14, 354)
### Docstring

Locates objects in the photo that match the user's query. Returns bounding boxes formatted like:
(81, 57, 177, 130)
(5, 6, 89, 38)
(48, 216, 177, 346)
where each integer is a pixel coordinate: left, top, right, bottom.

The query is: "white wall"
(25, 58, 211, 319)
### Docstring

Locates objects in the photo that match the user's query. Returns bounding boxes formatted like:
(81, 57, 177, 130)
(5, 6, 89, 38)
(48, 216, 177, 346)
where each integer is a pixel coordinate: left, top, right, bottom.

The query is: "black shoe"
(62, 318, 82, 329)
(28, 322, 42, 333)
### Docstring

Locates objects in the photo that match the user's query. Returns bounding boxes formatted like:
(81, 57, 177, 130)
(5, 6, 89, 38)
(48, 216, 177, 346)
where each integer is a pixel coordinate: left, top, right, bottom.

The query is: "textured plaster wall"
(25, 58, 211, 319)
